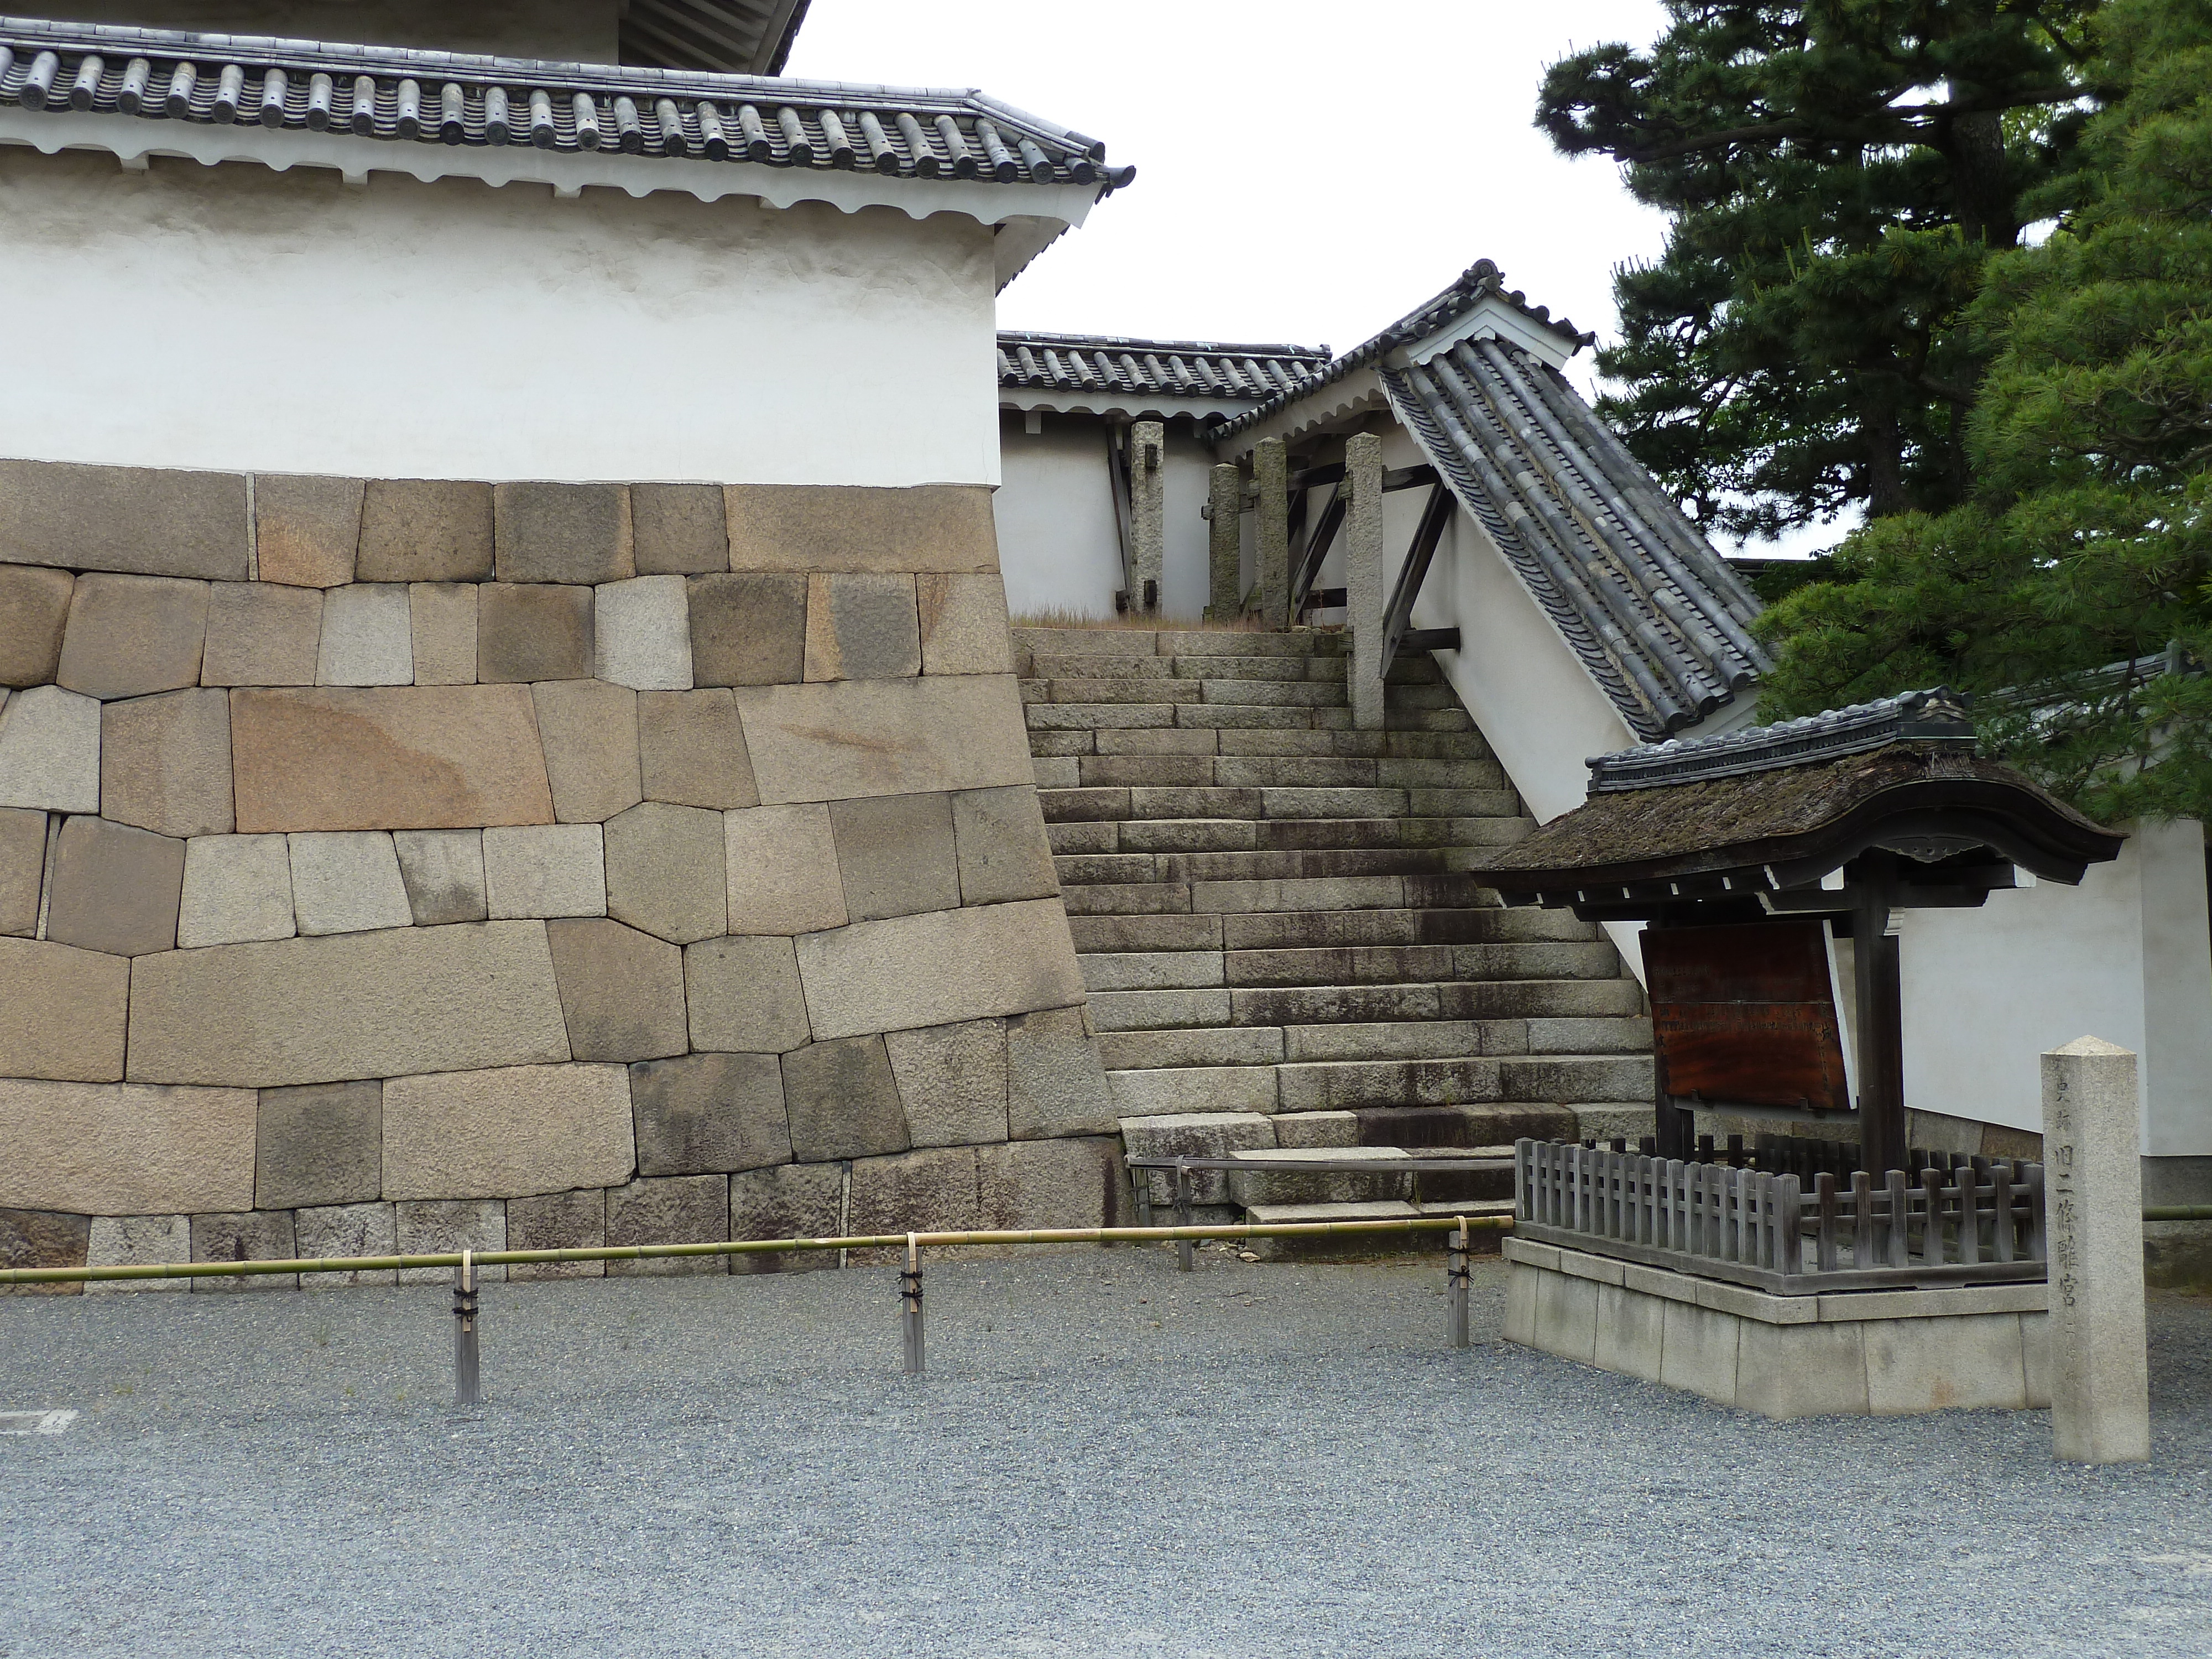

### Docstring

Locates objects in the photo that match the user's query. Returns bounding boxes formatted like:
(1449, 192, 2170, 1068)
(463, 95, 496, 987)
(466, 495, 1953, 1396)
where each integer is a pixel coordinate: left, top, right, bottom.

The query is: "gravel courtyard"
(3, 1249, 2209, 1658)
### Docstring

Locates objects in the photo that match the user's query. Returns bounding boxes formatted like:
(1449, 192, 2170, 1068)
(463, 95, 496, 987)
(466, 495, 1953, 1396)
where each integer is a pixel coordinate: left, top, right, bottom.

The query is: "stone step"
(1057, 755, 1512, 791)
(1223, 941, 1623, 987)
(1023, 677, 1352, 709)
(1024, 702, 1474, 735)
(1066, 905, 1590, 953)
(1054, 846, 1496, 881)
(1102, 1052, 1656, 1117)
(1093, 1018, 1655, 1068)
(1228, 1146, 1420, 1206)
(1047, 818, 1522, 858)
(1221, 977, 1639, 1026)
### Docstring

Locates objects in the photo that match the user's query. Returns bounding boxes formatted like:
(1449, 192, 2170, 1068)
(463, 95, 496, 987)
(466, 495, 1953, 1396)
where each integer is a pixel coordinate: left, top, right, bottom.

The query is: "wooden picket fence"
(1513, 1139, 2048, 1295)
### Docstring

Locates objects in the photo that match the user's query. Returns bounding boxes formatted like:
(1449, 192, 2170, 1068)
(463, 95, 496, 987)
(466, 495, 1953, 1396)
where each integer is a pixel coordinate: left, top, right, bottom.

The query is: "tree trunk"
(1863, 400, 1907, 518)
(1942, 108, 2018, 250)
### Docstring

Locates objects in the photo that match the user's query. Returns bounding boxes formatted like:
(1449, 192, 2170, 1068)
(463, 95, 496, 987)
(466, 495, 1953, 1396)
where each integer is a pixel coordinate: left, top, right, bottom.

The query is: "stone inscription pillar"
(1254, 437, 1289, 628)
(1206, 463, 1242, 621)
(2042, 1034, 2150, 1463)
(1344, 432, 1385, 730)
(1129, 420, 1165, 613)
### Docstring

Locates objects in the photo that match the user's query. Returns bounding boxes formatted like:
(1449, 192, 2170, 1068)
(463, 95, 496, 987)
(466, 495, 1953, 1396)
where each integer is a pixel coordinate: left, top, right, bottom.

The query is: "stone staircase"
(1015, 624, 1656, 1232)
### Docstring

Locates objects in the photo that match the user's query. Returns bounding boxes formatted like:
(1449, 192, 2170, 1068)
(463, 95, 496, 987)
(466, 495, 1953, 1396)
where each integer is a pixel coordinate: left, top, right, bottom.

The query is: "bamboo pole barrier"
(2145, 1205, 2212, 1222)
(0, 1214, 1514, 1287)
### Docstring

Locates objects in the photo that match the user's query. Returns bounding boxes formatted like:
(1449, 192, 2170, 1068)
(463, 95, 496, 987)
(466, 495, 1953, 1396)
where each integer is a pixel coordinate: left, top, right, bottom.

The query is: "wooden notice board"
(1641, 920, 1853, 1115)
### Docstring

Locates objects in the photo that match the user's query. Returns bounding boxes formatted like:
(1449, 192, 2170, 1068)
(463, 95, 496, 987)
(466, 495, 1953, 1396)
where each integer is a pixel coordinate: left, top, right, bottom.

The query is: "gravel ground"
(3, 1245, 2210, 1658)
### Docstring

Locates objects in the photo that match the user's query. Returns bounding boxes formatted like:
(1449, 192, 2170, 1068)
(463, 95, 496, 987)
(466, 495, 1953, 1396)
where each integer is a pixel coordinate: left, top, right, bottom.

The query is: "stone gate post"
(1344, 432, 1385, 729)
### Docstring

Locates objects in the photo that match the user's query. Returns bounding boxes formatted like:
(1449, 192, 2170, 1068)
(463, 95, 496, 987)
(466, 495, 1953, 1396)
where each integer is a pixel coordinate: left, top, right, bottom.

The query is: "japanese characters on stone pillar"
(2042, 1034, 2151, 1464)
(1128, 420, 1165, 613)
(1207, 463, 1243, 621)
(1344, 432, 1385, 730)
(1254, 438, 1290, 628)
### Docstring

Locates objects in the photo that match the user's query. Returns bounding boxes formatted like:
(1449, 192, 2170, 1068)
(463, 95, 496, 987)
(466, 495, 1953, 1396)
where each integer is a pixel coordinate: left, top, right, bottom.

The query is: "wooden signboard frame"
(1642, 919, 1856, 1124)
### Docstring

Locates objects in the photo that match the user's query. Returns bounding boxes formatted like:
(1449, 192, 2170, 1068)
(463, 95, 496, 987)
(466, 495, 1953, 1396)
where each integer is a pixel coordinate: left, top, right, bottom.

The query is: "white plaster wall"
(995, 416, 1121, 619)
(1158, 431, 1216, 620)
(0, 150, 1001, 486)
(43, 0, 620, 63)
(1902, 818, 2212, 1153)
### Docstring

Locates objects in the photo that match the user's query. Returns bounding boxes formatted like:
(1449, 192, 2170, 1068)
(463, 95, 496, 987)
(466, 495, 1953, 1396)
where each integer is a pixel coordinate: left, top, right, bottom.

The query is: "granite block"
(0, 1206, 89, 1294)
(1658, 1300, 1741, 1405)
(978, 1136, 1127, 1231)
(885, 1018, 1008, 1148)
(0, 460, 249, 581)
(638, 688, 757, 809)
(57, 573, 209, 701)
(782, 1035, 909, 1162)
(200, 581, 321, 686)
(294, 1201, 397, 1287)
(1735, 1318, 1872, 1418)
(1118, 1112, 1276, 1205)
(477, 583, 594, 684)
(631, 483, 728, 576)
(795, 898, 1086, 1040)
(1593, 1281, 1666, 1383)
(381, 1062, 634, 1201)
(190, 1208, 298, 1292)
(829, 790, 959, 921)
(723, 484, 997, 574)
(605, 1174, 728, 1276)
(726, 1162, 839, 1274)
(0, 686, 100, 813)
(494, 483, 634, 586)
(46, 815, 184, 956)
(409, 582, 478, 686)
(254, 1079, 382, 1209)
(1532, 1265, 1600, 1364)
(530, 679, 639, 823)
(1863, 1313, 2030, 1415)
(734, 676, 1035, 804)
(392, 828, 487, 925)
(83, 1213, 191, 1293)
(804, 573, 920, 681)
(0, 807, 43, 935)
(0, 564, 73, 686)
(483, 823, 606, 919)
(178, 833, 296, 947)
(255, 474, 363, 588)
(1006, 1004, 1115, 1139)
(595, 575, 693, 691)
(684, 934, 812, 1055)
(952, 784, 1059, 905)
(315, 583, 414, 686)
(506, 1187, 606, 1280)
(395, 1198, 505, 1284)
(604, 801, 726, 943)
(723, 802, 846, 934)
(355, 479, 493, 583)
(847, 1146, 980, 1238)
(286, 831, 413, 936)
(687, 572, 808, 687)
(546, 917, 687, 1062)
(630, 1051, 791, 1176)
(100, 688, 234, 839)
(0, 1080, 257, 1214)
(916, 573, 1013, 675)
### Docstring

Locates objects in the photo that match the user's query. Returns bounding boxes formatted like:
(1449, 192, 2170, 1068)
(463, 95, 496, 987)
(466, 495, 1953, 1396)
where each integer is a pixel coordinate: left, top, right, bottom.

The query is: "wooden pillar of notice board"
(1853, 851, 1908, 1179)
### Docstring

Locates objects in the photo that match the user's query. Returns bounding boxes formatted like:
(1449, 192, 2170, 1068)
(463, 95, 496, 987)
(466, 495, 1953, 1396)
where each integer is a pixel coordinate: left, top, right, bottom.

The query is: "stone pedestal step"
(1066, 906, 1597, 953)
(1011, 627, 1349, 670)
(1034, 755, 1510, 791)
(1103, 1053, 1656, 1115)
(1076, 940, 1625, 993)
(1042, 784, 1517, 824)
(1084, 977, 1646, 1031)
(1031, 727, 1498, 761)
(1050, 818, 1519, 858)
(1026, 701, 1477, 735)
(1094, 1016, 1653, 1070)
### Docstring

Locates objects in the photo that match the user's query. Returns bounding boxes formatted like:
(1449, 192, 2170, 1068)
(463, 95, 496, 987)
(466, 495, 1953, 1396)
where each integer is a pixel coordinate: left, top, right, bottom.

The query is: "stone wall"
(0, 459, 1124, 1290)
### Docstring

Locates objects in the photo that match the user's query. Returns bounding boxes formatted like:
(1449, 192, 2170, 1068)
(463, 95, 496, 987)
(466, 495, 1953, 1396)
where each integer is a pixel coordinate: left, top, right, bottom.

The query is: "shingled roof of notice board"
(998, 332, 1331, 408)
(0, 15, 1133, 187)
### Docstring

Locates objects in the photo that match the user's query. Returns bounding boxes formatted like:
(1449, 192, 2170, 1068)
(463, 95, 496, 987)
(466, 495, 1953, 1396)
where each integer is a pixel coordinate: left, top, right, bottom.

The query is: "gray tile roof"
(622, 0, 809, 77)
(1585, 690, 1976, 792)
(1383, 337, 1770, 739)
(998, 332, 1329, 409)
(0, 15, 1131, 187)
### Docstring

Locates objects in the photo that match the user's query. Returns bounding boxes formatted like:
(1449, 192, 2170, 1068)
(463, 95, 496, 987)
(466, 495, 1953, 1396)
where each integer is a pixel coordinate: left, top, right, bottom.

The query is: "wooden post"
(900, 1234, 925, 1374)
(1344, 432, 1385, 728)
(1173, 1160, 1194, 1272)
(1207, 462, 1243, 620)
(452, 1249, 482, 1406)
(1129, 419, 1165, 613)
(1853, 854, 1908, 1180)
(1254, 437, 1290, 627)
(1447, 1218, 1470, 1348)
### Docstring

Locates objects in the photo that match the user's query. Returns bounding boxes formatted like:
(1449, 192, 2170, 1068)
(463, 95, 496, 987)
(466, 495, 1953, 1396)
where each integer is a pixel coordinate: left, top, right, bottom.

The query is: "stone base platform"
(1502, 1236, 2050, 1418)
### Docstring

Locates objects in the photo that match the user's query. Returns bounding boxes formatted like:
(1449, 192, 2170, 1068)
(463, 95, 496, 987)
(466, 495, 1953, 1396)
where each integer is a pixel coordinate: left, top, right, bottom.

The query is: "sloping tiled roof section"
(998, 332, 1330, 409)
(623, 0, 809, 76)
(1215, 259, 1592, 440)
(0, 15, 1130, 186)
(1383, 337, 1771, 740)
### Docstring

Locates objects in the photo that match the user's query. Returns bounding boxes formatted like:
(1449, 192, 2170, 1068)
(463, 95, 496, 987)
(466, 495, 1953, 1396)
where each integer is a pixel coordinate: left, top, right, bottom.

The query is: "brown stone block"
(724, 484, 998, 574)
(0, 935, 128, 1082)
(735, 676, 1036, 805)
(723, 802, 847, 934)
(530, 679, 640, 823)
(916, 572, 1014, 675)
(978, 1136, 1129, 1231)
(201, 581, 322, 686)
(380, 1062, 633, 1201)
(804, 573, 920, 681)
(494, 483, 634, 585)
(847, 1146, 980, 1238)
(255, 476, 363, 588)
(254, 1079, 382, 1211)
(639, 689, 757, 810)
(728, 1161, 839, 1273)
(507, 1187, 607, 1280)
(46, 815, 184, 957)
(605, 800, 725, 943)
(687, 572, 807, 687)
(0, 1207, 90, 1296)
(230, 686, 554, 832)
(56, 573, 210, 701)
(782, 1035, 909, 1162)
(546, 916, 688, 1063)
(355, 479, 494, 583)
(0, 1079, 258, 1214)
(632, 483, 729, 575)
(101, 688, 234, 839)
(0, 806, 44, 936)
(477, 583, 594, 684)
(0, 565, 72, 686)
(829, 791, 959, 921)
(0, 459, 250, 581)
(630, 1051, 791, 1176)
(606, 1173, 728, 1275)
(684, 935, 812, 1054)
(190, 1209, 298, 1291)
(952, 784, 1059, 905)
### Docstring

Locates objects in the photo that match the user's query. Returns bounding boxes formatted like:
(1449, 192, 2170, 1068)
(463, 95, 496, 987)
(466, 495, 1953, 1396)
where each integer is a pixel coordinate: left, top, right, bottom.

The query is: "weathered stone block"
(632, 483, 729, 576)
(84, 1213, 191, 1293)
(735, 676, 1035, 804)
(0, 1206, 90, 1295)
(639, 689, 757, 810)
(848, 1146, 979, 1237)
(483, 823, 606, 919)
(728, 1161, 841, 1274)
(916, 573, 1013, 675)
(0, 565, 73, 686)
(0, 807, 43, 935)
(630, 1051, 791, 1176)
(885, 1018, 1008, 1147)
(605, 801, 726, 943)
(477, 583, 594, 684)
(0, 460, 249, 581)
(395, 1198, 507, 1284)
(952, 784, 1058, 905)
(796, 898, 1087, 1041)
(596, 575, 693, 691)
(530, 679, 639, 823)
(978, 1136, 1127, 1231)
(804, 573, 920, 681)
(255, 1079, 382, 1210)
(495, 483, 634, 585)
(829, 791, 958, 921)
(200, 581, 321, 687)
(507, 1188, 606, 1280)
(724, 484, 998, 574)
(687, 572, 808, 687)
(101, 688, 233, 838)
(605, 1174, 728, 1275)
(287, 831, 413, 936)
(127, 922, 570, 1087)
(409, 582, 478, 686)
(256, 474, 363, 588)
(46, 815, 184, 956)
(57, 573, 210, 701)
(393, 828, 487, 925)
(190, 1209, 299, 1292)
(783, 1035, 909, 1162)
(382, 1062, 633, 1201)
(1119, 1112, 1276, 1205)
(0, 686, 100, 813)
(178, 833, 295, 947)
(684, 934, 812, 1054)
(1006, 1005, 1116, 1140)
(723, 802, 847, 934)
(355, 479, 494, 583)
(316, 583, 414, 686)
(546, 916, 686, 1061)
(0, 936, 128, 1082)
(230, 686, 555, 832)
(295, 1201, 397, 1287)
